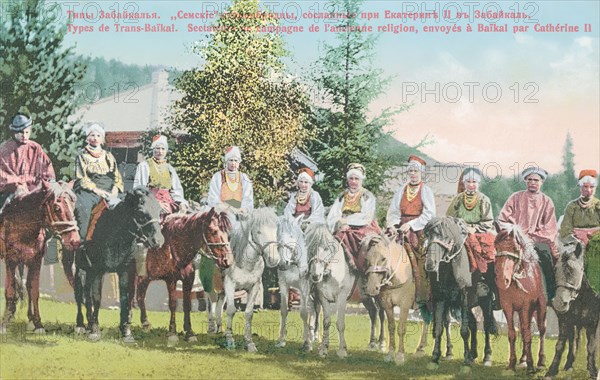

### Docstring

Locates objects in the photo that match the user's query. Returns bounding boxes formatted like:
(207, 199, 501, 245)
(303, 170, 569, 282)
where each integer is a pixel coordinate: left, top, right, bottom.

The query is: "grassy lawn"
(0, 295, 595, 379)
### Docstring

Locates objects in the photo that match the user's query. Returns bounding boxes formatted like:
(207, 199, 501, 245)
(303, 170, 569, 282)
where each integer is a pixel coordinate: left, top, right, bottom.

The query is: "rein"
(365, 243, 403, 290)
(129, 216, 161, 244)
(200, 226, 230, 261)
(43, 192, 79, 236)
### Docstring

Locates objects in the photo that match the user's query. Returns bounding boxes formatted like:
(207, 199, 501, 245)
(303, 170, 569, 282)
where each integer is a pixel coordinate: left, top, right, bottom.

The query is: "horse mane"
(163, 209, 232, 240)
(305, 223, 338, 255)
(2, 181, 74, 215)
(496, 222, 539, 263)
(231, 207, 277, 254)
(277, 215, 307, 262)
(424, 216, 467, 246)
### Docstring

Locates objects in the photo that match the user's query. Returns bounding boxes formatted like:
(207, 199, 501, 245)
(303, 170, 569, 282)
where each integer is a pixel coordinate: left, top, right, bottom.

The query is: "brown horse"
(364, 234, 415, 365)
(130, 207, 232, 344)
(494, 223, 547, 374)
(0, 181, 80, 333)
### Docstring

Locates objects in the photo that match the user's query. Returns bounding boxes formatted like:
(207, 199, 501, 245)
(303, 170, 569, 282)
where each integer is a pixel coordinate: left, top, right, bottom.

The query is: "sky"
(58, 0, 600, 176)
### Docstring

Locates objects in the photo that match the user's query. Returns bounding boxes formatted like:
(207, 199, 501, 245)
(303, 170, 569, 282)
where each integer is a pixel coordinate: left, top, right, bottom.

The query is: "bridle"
(129, 213, 161, 245)
(44, 193, 79, 236)
(365, 248, 403, 290)
(308, 250, 333, 283)
(200, 227, 230, 262)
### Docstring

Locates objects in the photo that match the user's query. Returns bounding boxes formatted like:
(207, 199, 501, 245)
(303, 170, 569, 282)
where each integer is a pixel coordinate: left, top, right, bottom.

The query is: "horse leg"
(564, 324, 577, 372)
(362, 294, 379, 351)
(61, 248, 75, 288)
(466, 309, 477, 364)
(585, 325, 598, 380)
(25, 259, 44, 333)
(299, 281, 313, 351)
(518, 307, 535, 374)
(445, 314, 454, 360)
(545, 315, 569, 378)
(396, 297, 411, 365)
(1, 261, 18, 333)
(505, 308, 517, 371)
(224, 279, 237, 349)
(536, 301, 547, 369)
(182, 273, 197, 342)
(318, 295, 330, 357)
(243, 284, 259, 352)
(216, 291, 225, 334)
(416, 320, 429, 355)
(276, 281, 289, 347)
(117, 270, 134, 343)
(136, 275, 151, 329)
(87, 273, 102, 341)
(460, 302, 472, 366)
(165, 278, 178, 346)
(430, 301, 445, 365)
(377, 297, 386, 351)
(74, 268, 86, 334)
(383, 298, 397, 363)
(335, 295, 349, 359)
(482, 301, 495, 367)
(126, 265, 136, 325)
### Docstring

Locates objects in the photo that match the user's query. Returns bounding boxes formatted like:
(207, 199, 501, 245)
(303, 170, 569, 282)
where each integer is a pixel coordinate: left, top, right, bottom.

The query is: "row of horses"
(0, 182, 598, 379)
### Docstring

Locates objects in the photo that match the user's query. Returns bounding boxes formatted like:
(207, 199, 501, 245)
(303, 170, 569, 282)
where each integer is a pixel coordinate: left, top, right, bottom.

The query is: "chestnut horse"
(494, 222, 547, 374)
(0, 181, 80, 333)
(130, 207, 232, 344)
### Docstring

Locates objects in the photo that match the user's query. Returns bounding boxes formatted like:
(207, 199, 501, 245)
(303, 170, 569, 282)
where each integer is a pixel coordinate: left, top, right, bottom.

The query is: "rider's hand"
(177, 202, 188, 214)
(110, 187, 119, 197)
(399, 223, 411, 233)
(385, 226, 397, 238)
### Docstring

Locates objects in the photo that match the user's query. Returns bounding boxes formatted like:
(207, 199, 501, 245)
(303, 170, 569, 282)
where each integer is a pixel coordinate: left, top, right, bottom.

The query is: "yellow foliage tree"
(169, 0, 310, 205)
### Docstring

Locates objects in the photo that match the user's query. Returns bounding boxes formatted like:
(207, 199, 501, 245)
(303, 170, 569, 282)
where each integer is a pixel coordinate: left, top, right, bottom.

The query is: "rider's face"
(465, 179, 479, 193)
(347, 175, 362, 192)
(580, 182, 596, 199)
(153, 146, 167, 161)
(86, 131, 103, 147)
(298, 179, 311, 193)
(13, 127, 31, 143)
(525, 174, 543, 193)
(226, 158, 240, 172)
(408, 167, 422, 184)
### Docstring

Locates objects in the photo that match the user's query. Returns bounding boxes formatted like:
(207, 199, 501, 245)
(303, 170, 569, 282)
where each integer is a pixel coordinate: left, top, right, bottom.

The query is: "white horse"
(275, 215, 318, 349)
(220, 207, 279, 352)
(305, 223, 355, 358)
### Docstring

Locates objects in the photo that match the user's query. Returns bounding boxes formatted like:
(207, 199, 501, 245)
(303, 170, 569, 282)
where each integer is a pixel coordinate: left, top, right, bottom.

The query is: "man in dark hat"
(499, 166, 558, 300)
(0, 112, 55, 212)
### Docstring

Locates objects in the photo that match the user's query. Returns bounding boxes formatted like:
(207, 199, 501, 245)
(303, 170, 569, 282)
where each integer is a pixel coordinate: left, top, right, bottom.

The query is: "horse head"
(363, 234, 391, 296)
(493, 223, 531, 290)
(305, 224, 340, 283)
(41, 181, 80, 251)
(553, 238, 585, 314)
(246, 207, 279, 268)
(276, 215, 305, 269)
(203, 207, 233, 269)
(423, 217, 468, 274)
(126, 187, 164, 249)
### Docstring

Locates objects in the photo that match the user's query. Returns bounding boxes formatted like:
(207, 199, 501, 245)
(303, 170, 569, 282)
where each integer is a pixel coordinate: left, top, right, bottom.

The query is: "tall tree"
(0, 0, 87, 176)
(561, 132, 577, 188)
(307, 0, 406, 203)
(169, 0, 310, 205)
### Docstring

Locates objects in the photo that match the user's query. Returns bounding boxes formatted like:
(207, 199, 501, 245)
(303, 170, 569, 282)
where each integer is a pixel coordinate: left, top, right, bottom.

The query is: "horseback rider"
(283, 167, 325, 229)
(132, 134, 189, 275)
(327, 163, 381, 272)
(73, 122, 124, 241)
(559, 169, 600, 242)
(207, 146, 254, 228)
(385, 155, 436, 307)
(0, 112, 55, 214)
(446, 167, 500, 310)
(499, 166, 558, 300)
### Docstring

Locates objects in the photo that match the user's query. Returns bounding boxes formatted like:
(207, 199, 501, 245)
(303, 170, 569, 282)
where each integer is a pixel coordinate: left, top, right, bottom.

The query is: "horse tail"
(61, 249, 76, 289)
(418, 303, 433, 325)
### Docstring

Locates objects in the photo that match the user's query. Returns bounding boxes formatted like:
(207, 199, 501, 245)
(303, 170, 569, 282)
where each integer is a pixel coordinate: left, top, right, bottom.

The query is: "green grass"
(0, 295, 595, 379)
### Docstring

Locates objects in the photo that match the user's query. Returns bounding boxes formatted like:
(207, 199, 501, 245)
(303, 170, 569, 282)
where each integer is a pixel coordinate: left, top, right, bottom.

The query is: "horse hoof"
(247, 343, 258, 353)
(444, 354, 454, 361)
(207, 321, 217, 334)
(88, 333, 101, 342)
(142, 322, 152, 331)
(384, 353, 394, 363)
(33, 327, 46, 335)
(26, 321, 35, 331)
(74, 326, 86, 335)
(122, 335, 136, 344)
(460, 365, 472, 375)
(167, 334, 179, 347)
(395, 353, 405, 365)
(318, 348, 328, 357)
(483, 360, 493, 367)
(302, 342, 312, 352)
(275, 341, 286, 348)
(185, 334, 198, 343)
(426, 362, 439, 371)
(225, 340, 236, 350)
(367, 342, 378, 351)
(336, 349, 347, 359)
(0, 324, 8, 335)
(379, 342, 387, 353)
(518, 361, 528, 368)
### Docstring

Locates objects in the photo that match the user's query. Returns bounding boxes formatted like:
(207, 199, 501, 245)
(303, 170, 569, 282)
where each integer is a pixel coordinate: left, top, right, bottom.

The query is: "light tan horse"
(363, 234, 415, 365)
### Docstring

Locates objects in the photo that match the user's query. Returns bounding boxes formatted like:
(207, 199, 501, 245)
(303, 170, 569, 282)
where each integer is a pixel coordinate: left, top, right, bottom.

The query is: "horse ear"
(207, 207, 216, 218)
(493, 221, 501, 234)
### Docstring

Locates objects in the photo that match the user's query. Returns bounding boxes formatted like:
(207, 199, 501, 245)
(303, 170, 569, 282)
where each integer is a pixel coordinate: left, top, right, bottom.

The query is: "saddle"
(86, 199, 109, 241)
(464, 233, 496, 273)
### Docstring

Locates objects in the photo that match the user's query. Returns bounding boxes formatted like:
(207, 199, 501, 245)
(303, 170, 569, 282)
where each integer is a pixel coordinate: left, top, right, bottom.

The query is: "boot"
(134, 243, 148, 277)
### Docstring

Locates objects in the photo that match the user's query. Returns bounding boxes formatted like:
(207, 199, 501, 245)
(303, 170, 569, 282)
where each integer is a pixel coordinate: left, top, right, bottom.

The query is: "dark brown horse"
(130, 207, 232, 344)
(494, 223, 547, 374)
(0, 181, 80, 333)
(546, 236, 599, 379)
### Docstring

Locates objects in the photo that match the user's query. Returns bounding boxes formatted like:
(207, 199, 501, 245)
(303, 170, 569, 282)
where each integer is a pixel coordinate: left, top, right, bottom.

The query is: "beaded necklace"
(406, 183, 421, 202)
(296, 190, 310, 205)
(344, 188, 363, 208)
(225, 171, 240, 192)
(463, 192, 479, 211)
